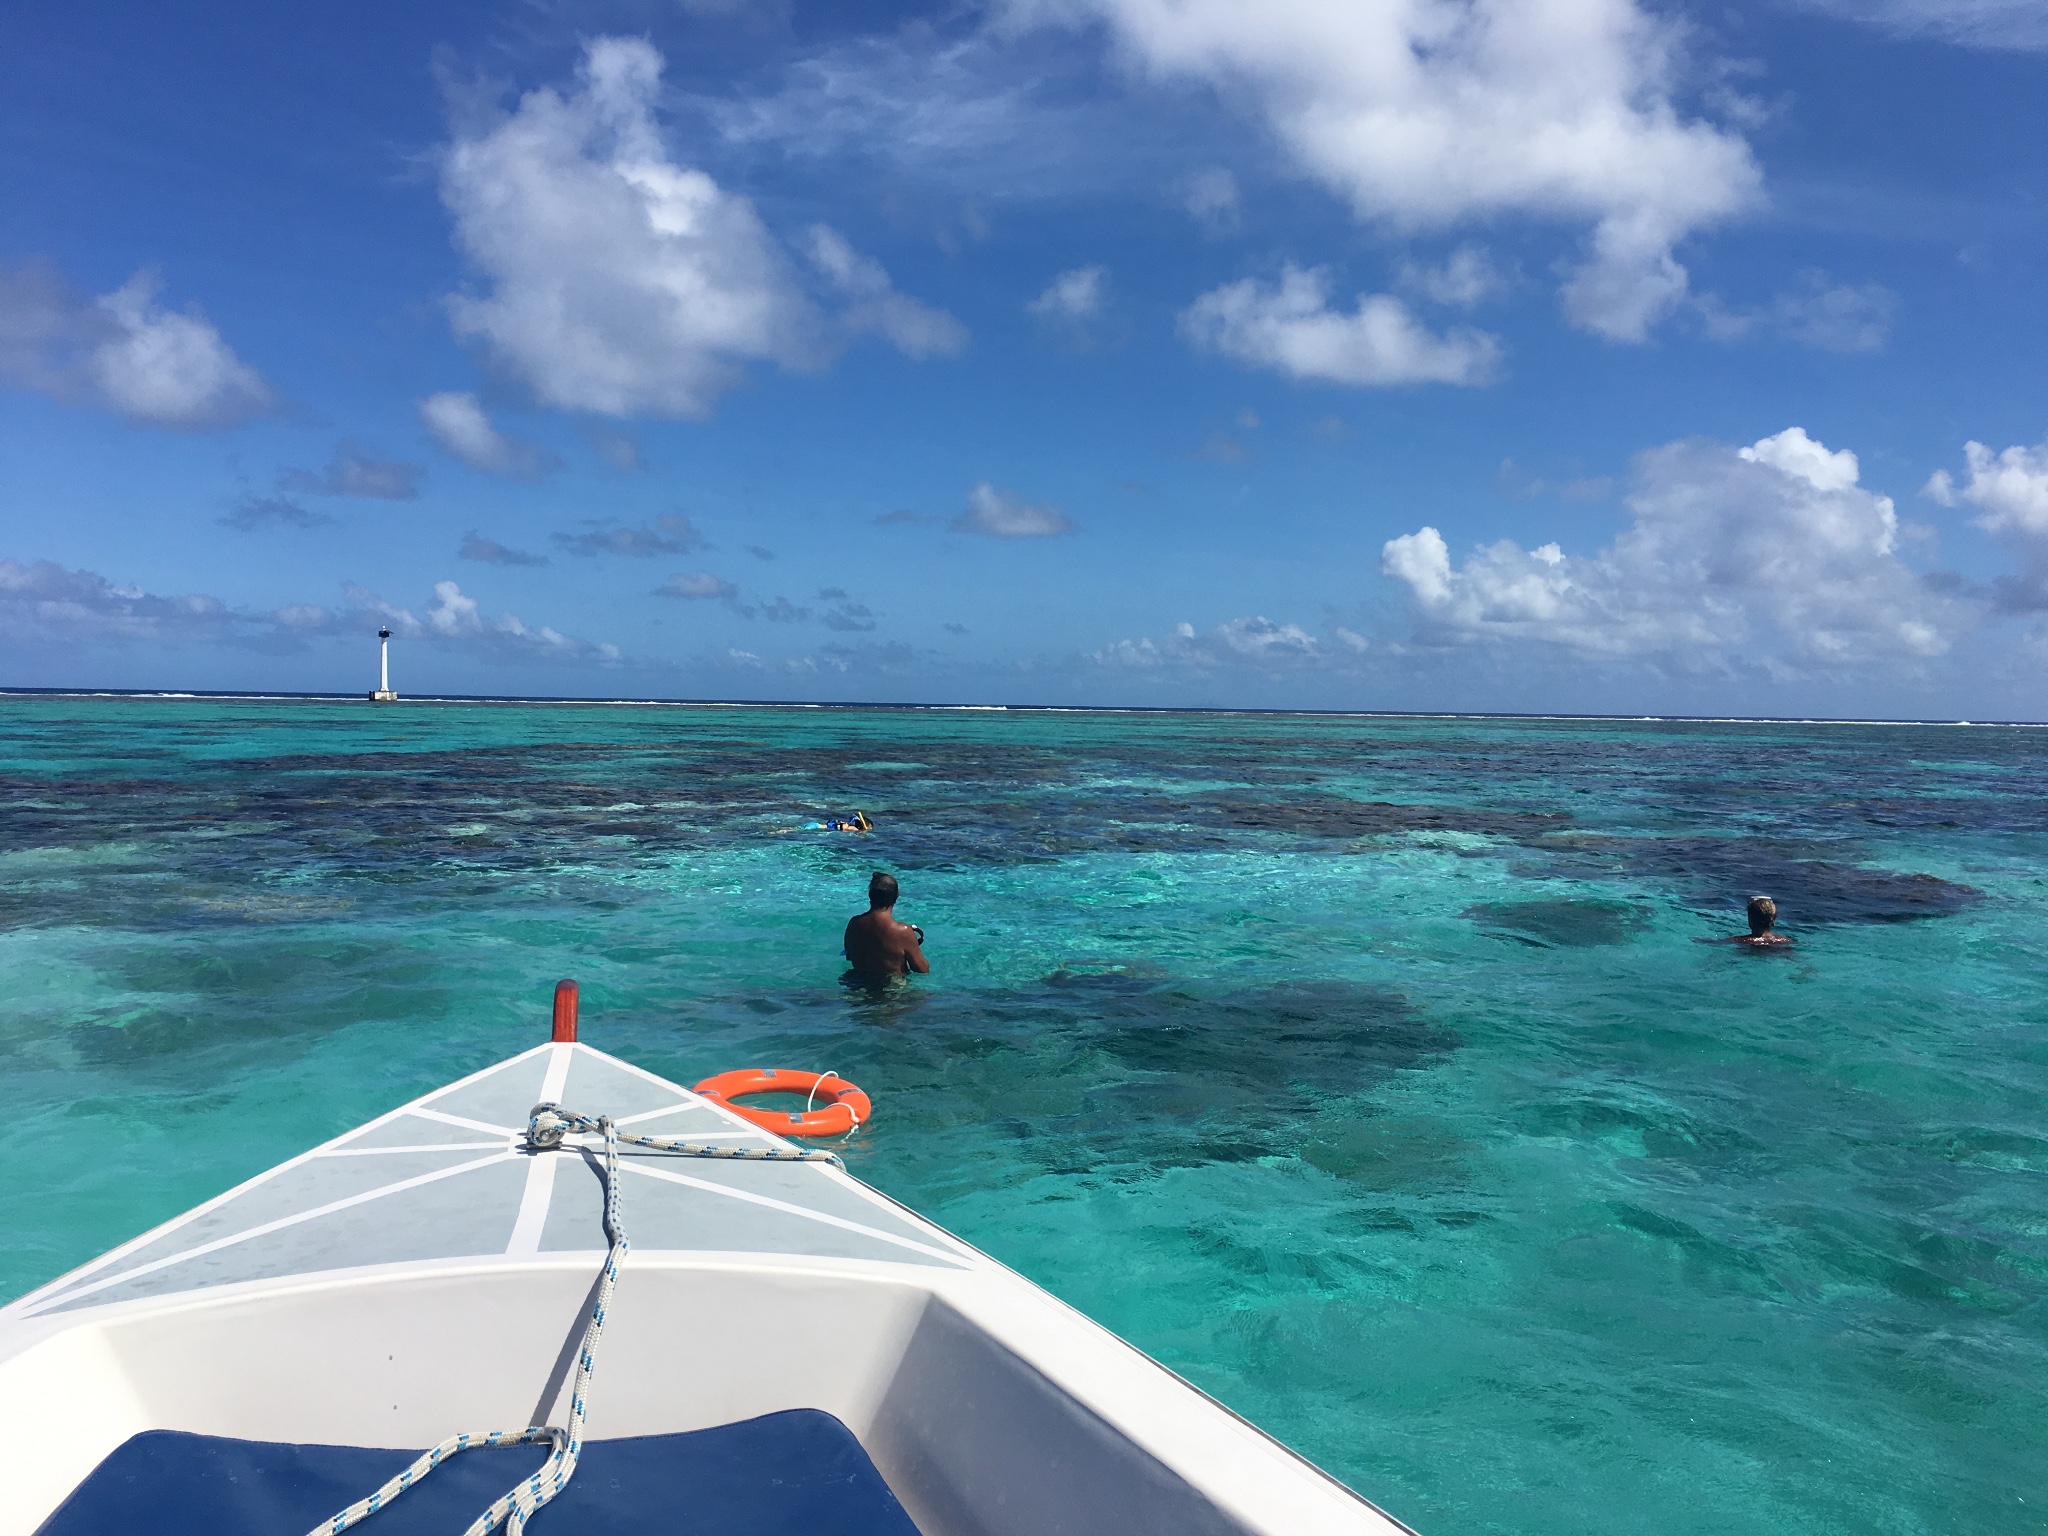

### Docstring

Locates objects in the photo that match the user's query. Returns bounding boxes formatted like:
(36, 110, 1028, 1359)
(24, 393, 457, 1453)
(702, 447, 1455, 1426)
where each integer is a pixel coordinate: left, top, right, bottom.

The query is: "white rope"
(308, 1103, 842, 1536)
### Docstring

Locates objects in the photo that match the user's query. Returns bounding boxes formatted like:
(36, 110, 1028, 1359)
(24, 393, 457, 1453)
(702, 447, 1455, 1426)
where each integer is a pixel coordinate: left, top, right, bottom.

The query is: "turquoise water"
(3, 697, 2044, 1534)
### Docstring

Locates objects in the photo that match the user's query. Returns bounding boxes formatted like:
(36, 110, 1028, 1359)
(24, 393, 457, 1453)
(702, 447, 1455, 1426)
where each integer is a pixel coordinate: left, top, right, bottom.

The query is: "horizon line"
(2, 685, 2042, 729)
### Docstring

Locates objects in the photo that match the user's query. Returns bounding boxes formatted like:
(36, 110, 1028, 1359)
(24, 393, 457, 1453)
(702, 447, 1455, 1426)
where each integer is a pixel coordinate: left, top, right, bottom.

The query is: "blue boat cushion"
(34, 1409, 924, 1536)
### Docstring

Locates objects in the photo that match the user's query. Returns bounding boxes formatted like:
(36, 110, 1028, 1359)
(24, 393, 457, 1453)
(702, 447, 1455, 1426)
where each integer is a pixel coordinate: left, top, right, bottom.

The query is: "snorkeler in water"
(1733, 895, 1792, 947)
(844, 870, 928, 980)
(778, 810, 874, 834)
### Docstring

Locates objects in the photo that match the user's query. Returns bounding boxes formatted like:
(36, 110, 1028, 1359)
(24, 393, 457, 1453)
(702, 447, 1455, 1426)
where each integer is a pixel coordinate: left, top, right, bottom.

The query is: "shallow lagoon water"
(2, 696, 2044, 1534)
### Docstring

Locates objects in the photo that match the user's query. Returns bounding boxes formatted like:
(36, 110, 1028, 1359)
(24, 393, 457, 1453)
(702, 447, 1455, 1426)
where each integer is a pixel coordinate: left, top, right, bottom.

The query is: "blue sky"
(3, 0, 2046, 714)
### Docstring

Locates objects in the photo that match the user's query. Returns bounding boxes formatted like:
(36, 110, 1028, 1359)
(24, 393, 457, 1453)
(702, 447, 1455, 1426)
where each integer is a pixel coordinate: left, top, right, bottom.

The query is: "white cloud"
(1397, 246, 1505, 308)
(554, 514, 703, 558)
(1700, 272, 1897, 353)
(1792, 0, 2048, 50)
(1217, 615, 1319, 656)
(1181, 265, 1500, 386)
(0, 264, 272, 429)
(1925, 440, 2048, 535)
(1028, 265, 1108, 324)
(1017, 0, 1761, 340)
(368, 579, 621, 662)
(1738, 424, 1860, 492)
(1381, 427, 1972, 670)
(0, 559, 243, 646)
(804, 225, 969, 358)
(459, 532, 548, 566)
(282, 441, 421, 500)
(441, 38, 961, 419)
(0, 560, 614, 665)
(1095, 613, 1325, 668)
(1775, 277, 1895, 354)
(656, 571, 740, 600)
(954, 481, 1077, 537)
(442, 38, 815, 417)
(1182, 167, 1242, 232)
(419, 392, 556, 479)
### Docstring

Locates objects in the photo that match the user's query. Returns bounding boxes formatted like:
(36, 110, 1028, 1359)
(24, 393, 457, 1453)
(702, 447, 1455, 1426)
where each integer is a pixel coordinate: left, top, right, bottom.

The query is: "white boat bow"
(0, 1028, 1416, 1536)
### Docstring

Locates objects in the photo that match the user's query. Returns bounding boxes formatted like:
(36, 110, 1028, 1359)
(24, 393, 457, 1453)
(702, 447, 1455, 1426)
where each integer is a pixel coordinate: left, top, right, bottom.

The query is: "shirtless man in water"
(1736, 895, 1792, 947)
(844, 871, 929, 979)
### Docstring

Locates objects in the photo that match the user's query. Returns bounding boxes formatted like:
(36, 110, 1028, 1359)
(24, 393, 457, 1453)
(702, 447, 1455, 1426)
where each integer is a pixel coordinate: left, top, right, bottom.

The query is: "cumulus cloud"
(805, 225, 969, 358)
(420, 392, 557, 479)
(1926, 438, 2048, 611)
(440, 38, 963, 418)
(0, 558, 246, 647)
(407, 581, 614, 663)
(656, 571, 739, 599)
(1029, 265, 1108, 325)
(953, 481, 1076, 537)
(358, 579, 621, 663)
(1397, 246, 1506, 308)
(554, 514, 704, 558)
(1925, 440, 2048, 535)
(0, 560, 614, 665)
(1016, 0, 1761, 340)
(459, 532, 549, 566)
(0, 264, 272, 429)
(282, 441, 421, 500)
(1381, 427, 1973, 671)
(1182, 265, 1500, 386)
(1096, 614, 1322, 668)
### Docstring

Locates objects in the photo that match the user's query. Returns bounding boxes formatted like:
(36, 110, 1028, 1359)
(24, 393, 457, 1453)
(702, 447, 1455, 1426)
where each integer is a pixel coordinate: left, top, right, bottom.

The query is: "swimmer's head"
(1746, 895, 1777, 934)
(868, 871, 899, 910)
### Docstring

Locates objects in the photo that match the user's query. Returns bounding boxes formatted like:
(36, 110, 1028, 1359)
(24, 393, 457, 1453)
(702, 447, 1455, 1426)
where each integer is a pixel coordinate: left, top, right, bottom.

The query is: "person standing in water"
(844, 871, 929, 979)
(1736, 895, 1792, 947)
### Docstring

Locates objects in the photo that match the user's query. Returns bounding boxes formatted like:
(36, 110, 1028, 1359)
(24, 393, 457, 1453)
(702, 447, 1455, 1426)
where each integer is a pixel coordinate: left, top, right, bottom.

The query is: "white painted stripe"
(22, 1152, 519, 1316)
(611, 1103, 728, 1128)
(505, 1151, 562, 1256)
(408, 1106, 524, 1137)
(316, 1142, 509, 1157)
(614, 1159, 970, 1266)
(538, 1042, 573, 1105)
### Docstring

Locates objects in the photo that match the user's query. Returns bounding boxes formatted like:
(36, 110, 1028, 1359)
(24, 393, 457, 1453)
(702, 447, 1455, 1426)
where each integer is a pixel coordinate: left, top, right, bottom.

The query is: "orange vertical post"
(552, 978, 579, 1042)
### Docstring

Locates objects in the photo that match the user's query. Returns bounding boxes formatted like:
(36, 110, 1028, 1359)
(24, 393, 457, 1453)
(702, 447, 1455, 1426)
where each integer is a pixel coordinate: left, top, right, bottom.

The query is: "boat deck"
(18, 1043, 973, 1323)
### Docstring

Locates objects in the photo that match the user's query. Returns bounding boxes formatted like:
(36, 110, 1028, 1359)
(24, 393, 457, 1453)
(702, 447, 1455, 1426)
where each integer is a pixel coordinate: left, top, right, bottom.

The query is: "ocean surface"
(2, 695, 2043, 1535)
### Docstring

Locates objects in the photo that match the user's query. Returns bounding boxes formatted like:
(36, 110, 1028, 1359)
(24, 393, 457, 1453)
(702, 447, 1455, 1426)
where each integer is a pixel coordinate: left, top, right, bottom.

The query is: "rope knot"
(527, 1103, 572, 1151)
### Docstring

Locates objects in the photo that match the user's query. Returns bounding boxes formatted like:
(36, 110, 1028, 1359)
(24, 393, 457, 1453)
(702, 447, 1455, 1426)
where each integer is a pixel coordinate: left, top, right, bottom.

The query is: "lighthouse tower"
(369, 627, 397, 702)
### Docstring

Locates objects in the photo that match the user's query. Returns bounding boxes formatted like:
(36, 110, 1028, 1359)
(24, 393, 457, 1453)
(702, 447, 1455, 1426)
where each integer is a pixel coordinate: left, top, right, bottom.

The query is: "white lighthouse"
(369, 627, 397, 702)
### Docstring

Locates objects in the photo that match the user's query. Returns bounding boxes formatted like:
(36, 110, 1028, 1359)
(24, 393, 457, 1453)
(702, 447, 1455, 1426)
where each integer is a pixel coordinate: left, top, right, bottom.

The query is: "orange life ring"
(693, 1068, 872, 1138)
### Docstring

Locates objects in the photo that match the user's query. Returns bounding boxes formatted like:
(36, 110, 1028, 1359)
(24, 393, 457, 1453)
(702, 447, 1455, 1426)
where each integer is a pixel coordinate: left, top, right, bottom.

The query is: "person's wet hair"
(869, 871, 899, 908)
(1747, 895, 1777, 934)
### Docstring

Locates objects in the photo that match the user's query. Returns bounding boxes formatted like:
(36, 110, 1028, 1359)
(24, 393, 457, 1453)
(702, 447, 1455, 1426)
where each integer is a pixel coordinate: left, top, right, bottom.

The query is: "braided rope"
(308, 1102, 843, 1535)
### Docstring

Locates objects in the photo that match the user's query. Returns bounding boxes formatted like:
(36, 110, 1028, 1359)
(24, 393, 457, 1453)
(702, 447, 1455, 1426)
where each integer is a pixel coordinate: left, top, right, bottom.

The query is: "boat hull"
(0, 1043, 1411, 1536)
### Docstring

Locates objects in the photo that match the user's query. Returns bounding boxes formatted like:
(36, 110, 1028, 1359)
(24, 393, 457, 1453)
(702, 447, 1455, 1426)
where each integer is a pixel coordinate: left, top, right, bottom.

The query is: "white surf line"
(23, 1152, 519, 1316)
(615, 1160, 971, 1266)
